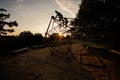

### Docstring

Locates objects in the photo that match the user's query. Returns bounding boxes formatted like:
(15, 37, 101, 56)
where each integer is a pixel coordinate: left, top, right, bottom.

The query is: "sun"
(58, 32, 62, 36)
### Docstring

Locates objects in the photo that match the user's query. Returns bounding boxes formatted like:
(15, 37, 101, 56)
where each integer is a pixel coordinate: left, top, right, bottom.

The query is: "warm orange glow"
(58, 32, 62, 36)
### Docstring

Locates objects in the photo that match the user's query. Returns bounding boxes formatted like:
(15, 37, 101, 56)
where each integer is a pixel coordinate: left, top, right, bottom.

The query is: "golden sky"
(0, 0, 81, 36)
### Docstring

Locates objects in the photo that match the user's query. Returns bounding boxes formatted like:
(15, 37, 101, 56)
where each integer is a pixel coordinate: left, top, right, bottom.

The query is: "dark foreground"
(0, 47, 120, 80)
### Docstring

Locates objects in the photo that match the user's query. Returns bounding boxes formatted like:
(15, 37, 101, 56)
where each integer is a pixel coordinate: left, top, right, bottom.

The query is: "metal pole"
(45, 17, 52, 38)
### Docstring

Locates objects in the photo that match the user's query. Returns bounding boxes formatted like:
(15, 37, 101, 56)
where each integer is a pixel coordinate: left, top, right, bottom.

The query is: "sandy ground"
(0, 44, 120, 80)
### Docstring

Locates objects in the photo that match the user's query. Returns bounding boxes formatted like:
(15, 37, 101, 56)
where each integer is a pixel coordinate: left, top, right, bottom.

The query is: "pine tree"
(0, 8, 18, 35)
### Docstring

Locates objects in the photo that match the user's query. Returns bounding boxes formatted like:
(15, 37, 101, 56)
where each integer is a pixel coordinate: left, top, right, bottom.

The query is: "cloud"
(54, 0, 80, 18)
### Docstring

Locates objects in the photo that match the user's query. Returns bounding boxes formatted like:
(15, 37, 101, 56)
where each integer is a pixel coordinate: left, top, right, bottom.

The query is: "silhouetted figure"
(51, 16, 55, 19)
(55, 10, 63, 21)
(51, 16, 58, 24)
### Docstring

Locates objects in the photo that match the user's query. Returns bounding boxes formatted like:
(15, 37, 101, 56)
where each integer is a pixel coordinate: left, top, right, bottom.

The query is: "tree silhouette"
(48, 33, 63, 41)
(0, 8, 18, 35)
(19, 31, 33, 38)
(19, 31, 44, 46)
(33, 33, 44, 44)
(19, 31, 34, 46)
(72, 0, 120, 49)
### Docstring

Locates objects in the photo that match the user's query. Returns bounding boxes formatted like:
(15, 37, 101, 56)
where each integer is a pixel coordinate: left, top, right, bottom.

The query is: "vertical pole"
(66, 34, 72, 62)
(45, 17, 52, 38)
(45, 16, 53, 48)
(68, 35, 71, 56)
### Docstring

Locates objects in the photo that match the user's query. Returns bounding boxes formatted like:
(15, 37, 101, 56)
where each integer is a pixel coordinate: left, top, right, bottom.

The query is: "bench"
(30, 45, 46, 49)
(12, 47, 28, 53)
(109, 49, 120, 64)
(79, 45, 110, 67)
(86, 45, 120, 64)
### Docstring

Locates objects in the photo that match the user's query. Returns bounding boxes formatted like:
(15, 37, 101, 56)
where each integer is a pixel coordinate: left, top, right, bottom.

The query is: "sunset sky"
(0, 0, 81, 36)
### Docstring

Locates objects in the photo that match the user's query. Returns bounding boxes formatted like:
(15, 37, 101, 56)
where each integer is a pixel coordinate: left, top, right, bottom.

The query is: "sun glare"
(58, 32, 62, 36)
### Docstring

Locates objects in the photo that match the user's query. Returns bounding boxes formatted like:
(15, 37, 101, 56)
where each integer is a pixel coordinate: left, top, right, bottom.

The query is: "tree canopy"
(0, 8, 18, 35)
(73, 0, 119, 31)
(72, 0, 120, 49)
(19, 31, 33, 37)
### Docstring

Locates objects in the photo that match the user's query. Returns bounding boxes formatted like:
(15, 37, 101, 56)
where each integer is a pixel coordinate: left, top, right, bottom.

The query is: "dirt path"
(0, 46, 120, 80)
(0, 48, 92, 80)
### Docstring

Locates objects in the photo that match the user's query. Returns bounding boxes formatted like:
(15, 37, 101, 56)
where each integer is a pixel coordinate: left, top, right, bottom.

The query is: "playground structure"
(45, 10, 76, 61)
(45, 11, 105, 67)
(45, 11, 75, 38)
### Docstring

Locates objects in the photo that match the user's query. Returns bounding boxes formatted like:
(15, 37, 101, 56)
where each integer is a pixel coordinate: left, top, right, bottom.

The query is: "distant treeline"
(0, 31, 44, 54)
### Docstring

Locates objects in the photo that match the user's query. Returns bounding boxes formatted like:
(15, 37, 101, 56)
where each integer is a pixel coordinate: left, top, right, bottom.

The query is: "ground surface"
(0, 44, 120, 80)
